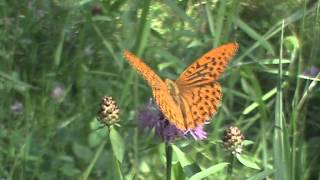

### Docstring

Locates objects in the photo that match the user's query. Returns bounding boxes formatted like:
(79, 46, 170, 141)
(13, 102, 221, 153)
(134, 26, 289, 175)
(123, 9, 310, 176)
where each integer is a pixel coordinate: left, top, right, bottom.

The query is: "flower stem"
(227, 154, 235, 180)
(79, 128, 109, 180)
(165, 143, 172, 180)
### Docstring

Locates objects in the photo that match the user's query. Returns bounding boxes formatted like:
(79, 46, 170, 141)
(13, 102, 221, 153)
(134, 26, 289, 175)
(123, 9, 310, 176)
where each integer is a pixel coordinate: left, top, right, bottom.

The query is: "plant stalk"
(227, 154, 235, 180)
(166, 143, 173, 180)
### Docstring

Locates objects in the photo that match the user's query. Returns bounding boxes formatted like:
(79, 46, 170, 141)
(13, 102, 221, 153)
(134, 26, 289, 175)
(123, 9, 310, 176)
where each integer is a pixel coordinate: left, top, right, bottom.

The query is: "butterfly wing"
(176, 42, 239, 87)
(178, 82, 222, 130)
(175, 42, 239, 130)
(123, 51, 187, 131)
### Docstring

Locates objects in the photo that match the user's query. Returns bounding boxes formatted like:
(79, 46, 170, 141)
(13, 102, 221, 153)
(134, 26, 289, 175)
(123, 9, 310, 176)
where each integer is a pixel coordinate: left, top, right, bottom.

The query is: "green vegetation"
(1, 0, 319, 179)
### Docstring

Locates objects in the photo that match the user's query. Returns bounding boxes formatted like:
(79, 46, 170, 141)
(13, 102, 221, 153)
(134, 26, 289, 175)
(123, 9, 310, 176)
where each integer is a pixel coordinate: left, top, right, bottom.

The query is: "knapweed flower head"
(138, 99, 208, 142)
(97, 96, 120, 126)
(223, 125, 245, 155)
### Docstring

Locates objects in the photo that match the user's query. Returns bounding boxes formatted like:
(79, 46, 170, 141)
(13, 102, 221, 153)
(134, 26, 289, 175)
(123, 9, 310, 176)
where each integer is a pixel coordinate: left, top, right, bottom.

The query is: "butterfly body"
(165, 79, 181, 103)
(124, 42, 239, 132)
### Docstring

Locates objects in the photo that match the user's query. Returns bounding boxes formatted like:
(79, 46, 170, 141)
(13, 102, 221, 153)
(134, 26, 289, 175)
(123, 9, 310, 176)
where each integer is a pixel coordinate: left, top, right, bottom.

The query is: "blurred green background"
(1, 0, 320, 179)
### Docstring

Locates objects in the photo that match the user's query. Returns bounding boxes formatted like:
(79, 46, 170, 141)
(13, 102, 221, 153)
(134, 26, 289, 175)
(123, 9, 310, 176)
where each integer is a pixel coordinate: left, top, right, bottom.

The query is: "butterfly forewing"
(123, 51, 187, 131)
(124, 51, 164, 88)
(176, 42, 239, 87)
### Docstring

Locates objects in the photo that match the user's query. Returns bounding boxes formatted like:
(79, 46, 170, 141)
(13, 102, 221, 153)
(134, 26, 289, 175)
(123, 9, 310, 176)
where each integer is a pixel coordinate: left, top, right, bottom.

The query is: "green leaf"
(163, 0, 194, 24)
(172, 145, 192, 167)
(88, 118, 108, 147)
(59, 163, 81, 177)
(158, 62, 176, 71)
(236, 154, 261, 170)
(88, 129, 107, 148)
(54, 29, 65, 66)
(284, 35, 300, 51)
(247, 168, 274, 180)
(172, 145, 201, 177)
(54, 0, 92, 8)
(72, 143, 93, 163)
(189, 163, 229, 180)
(235, 18, 275, 55)
(259, 58, 291, 64)
(113, 155, 124, 180)
(110, 127, 125, 162)
(243, 140, 255, 146)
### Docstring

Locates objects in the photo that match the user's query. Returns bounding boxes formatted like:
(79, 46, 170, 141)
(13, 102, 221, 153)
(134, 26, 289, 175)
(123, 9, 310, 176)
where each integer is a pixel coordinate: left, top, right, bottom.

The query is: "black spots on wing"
(212, 61, 217, 65)
(195, 71, 203, 78)
(209, 83, 215, 88)
(215, 96, 221, 101)
(188, 84, 223, 125)
(209, 73, 217, 79)
(210, 99, 217, 105)
(216, 88, 221, 94)
(204, 95, 209, 100)
(186, 70, 193, 75)
(194, 96, 202, 104)
(212, 104, 217, 110)
(191, 92, 196, 99)
(209, 104, 217, 114)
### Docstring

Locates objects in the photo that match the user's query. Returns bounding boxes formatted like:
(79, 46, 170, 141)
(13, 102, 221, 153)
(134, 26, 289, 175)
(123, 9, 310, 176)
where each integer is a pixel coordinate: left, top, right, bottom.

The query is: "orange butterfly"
(124, 42, 239, 132)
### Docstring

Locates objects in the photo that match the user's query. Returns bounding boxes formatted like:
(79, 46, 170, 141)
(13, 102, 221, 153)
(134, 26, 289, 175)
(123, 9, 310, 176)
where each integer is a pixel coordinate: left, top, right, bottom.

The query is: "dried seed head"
(97, 96, 120, 126)
(223, 125, 245, 155)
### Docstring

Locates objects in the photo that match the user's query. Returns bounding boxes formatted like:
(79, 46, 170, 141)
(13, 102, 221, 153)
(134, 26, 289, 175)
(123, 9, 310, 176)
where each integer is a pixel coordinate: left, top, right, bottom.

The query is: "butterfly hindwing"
(179, 82, 223, 130)
(176, 42, 239, 87)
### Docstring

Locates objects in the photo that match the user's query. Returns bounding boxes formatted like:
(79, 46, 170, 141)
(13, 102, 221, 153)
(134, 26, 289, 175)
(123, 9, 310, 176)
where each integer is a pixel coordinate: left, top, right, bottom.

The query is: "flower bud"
(223, 126, 245, 154)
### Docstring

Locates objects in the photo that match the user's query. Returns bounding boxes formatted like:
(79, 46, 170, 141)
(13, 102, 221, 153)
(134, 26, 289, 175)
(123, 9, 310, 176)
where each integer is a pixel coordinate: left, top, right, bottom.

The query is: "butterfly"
(123, 42, 239, 132)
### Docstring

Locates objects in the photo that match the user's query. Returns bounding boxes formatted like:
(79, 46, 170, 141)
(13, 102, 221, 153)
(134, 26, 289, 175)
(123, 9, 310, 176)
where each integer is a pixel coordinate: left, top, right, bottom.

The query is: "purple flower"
(138, 99, 208, 142)
(51, 84, 65, 100)
(11, 101, 23, 115)
(188, 125, 207, 140)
